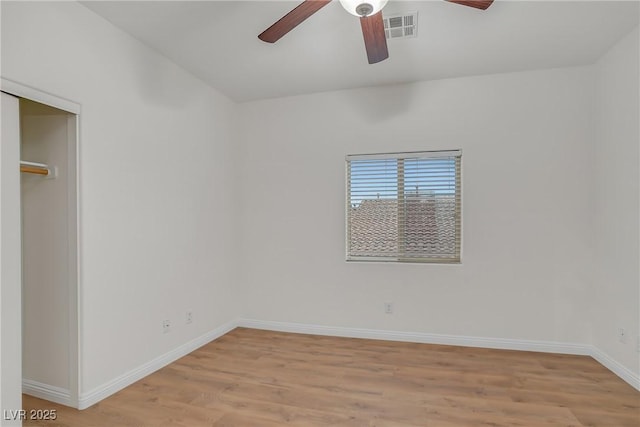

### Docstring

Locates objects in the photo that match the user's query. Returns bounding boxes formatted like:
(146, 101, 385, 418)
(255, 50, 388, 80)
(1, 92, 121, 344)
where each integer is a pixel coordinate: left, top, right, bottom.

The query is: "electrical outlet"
(163, 319, 171, 334)
(617, 327, 626, 344)
(186, 311, 193, 324)
(384, 302, 393, 314)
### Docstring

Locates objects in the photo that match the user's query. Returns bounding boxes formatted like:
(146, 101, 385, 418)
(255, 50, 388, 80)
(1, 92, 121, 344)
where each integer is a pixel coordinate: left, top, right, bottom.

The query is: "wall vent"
(383, 12, 418, 39)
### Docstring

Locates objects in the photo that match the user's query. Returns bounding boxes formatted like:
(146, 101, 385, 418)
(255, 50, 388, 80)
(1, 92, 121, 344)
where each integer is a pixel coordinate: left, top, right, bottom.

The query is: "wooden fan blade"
(446, 0, 494, 10)
(360, 11, 388, 64)
(258, 0, 332, 43)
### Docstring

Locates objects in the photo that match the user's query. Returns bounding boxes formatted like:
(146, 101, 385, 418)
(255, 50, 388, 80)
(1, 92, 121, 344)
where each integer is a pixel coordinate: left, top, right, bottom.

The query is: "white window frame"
(345, 150, 462, 264)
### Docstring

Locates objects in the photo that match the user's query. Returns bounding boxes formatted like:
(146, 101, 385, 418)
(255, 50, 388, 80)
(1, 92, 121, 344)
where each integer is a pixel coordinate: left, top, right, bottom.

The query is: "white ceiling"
(82, 1, 639, 102)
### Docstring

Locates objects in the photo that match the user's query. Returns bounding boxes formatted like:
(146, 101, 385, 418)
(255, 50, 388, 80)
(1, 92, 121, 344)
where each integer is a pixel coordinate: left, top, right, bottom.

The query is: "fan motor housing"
(356, 3, 374, 16)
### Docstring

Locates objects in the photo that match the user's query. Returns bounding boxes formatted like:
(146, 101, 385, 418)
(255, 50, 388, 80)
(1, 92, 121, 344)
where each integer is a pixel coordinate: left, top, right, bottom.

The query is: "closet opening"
(19, 98, 79, 408)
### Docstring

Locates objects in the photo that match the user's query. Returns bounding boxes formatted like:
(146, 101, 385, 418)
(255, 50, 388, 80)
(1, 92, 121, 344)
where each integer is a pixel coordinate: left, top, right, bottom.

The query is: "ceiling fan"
(258, 0, 494, 64)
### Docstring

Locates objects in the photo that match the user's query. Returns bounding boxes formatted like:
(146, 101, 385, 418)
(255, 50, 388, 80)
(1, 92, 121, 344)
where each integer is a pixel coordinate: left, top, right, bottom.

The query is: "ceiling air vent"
(383, 12, 418, 39)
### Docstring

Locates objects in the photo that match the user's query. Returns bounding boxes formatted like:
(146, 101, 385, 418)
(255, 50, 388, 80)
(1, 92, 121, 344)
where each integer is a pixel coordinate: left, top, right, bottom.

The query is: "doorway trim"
(1, 77, 81, 408)
(1, 79, 80, 115)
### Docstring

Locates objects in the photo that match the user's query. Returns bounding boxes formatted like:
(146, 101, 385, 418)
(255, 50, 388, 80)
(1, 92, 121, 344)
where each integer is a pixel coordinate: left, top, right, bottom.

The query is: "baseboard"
(77, 319, 238, 410)
(590, 346, 640, 391)
(237, 318, 591, 355)
(238, 319, 640, 391)
(23, 379, 72, 407)
(76, 318, 639, 410)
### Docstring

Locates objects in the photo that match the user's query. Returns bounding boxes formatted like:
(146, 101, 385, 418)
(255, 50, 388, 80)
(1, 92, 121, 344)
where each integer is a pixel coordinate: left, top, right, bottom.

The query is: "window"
(346, 150, 461, 263)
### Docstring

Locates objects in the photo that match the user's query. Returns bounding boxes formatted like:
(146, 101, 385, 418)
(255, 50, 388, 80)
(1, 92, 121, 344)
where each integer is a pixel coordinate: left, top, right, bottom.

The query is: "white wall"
(20, 102, 72, 393)
(593, 26, 640, 376)
(1, 1, 241, 401)
(239, 66, 595, 345)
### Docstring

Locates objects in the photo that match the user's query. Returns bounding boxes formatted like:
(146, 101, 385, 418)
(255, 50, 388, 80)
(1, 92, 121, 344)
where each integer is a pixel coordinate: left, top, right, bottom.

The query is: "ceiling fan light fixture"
(339, 0, 389, 17)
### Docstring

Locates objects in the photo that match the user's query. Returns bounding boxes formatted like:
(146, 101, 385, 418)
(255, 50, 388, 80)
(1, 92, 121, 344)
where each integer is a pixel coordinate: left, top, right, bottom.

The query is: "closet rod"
(20, 160, 54, 177)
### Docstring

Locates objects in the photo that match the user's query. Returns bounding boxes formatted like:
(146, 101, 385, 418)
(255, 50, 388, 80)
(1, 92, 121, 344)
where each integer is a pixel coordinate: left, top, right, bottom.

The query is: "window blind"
(346, 150, 461, 263)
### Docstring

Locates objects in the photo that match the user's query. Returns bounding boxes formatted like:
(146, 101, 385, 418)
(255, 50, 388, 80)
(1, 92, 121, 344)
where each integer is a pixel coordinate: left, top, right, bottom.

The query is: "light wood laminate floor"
(23, 328, 639, 426)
